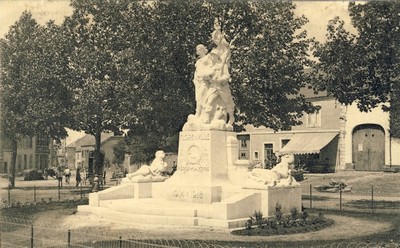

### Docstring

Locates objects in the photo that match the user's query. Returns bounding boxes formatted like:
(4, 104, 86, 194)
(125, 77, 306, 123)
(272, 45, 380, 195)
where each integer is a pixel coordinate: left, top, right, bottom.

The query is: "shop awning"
(277, 132, 338, 155)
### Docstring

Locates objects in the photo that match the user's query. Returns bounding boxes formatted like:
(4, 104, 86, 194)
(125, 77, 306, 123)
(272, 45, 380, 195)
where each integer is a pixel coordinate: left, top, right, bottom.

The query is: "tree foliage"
(312, 2, 399, 112)
(63, 0, 144, 173)
(2, 1, 318, 166)
(112, 139, 126, 165)
(0, 12, 71, 187)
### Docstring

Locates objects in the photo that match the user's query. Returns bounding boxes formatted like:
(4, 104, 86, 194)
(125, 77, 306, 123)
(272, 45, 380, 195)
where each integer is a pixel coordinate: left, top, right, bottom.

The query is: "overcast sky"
(0, 1, 356, 41)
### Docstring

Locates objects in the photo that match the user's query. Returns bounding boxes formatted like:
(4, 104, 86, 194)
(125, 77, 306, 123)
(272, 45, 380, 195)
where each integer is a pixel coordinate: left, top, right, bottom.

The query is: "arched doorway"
(352, 124, 385, 171)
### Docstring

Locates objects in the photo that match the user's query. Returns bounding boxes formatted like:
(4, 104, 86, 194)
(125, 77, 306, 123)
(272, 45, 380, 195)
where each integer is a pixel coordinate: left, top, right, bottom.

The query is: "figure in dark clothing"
(76, 167, 82, 187)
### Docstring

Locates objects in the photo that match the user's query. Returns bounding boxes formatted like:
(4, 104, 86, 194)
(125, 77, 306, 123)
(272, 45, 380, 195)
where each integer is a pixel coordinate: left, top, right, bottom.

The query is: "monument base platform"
(78, 130, 301, 229)
(79, 182, 301, 229)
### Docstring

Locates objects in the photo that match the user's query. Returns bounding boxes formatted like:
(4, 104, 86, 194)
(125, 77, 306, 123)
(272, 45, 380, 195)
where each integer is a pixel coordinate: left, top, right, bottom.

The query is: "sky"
(0, 0, 356, 142)
(0, 1, 357, 41)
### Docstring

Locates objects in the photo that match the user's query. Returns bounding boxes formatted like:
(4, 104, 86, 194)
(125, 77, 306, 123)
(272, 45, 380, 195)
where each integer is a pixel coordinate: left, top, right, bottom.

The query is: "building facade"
(66, 133, 124, 170)
(238, 90, 400, 172)
(0, 134, 51, 173)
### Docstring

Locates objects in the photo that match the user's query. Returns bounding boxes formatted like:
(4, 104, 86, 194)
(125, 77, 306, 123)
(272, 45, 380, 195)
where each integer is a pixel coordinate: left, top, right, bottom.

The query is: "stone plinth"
(260, 186, 302, 216)
(168, 131, 235, 184)
(164, 131, 236, 203)
(79, 184, 302, 229)
(80, 130, 303, 229)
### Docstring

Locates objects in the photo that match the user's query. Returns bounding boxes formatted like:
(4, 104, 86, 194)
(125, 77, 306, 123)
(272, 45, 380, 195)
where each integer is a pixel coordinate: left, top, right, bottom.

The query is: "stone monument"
(77, 21, 302, 229)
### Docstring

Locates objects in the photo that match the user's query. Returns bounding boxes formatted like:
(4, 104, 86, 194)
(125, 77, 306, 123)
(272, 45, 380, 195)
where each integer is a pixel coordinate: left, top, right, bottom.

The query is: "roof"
(277, 132, 338, 155)
(66, 133, 119, 148)
(299, 86, 329, 100)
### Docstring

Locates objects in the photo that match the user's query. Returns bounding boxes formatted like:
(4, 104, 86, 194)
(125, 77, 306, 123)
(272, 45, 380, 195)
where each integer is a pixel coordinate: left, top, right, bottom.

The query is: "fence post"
(80, 183, 83, 200)
(119, 236, 122, 248)
(67, 230, 71, 248)
(33, 186, 36, 203)
(309, 184, 312, 209)
(0, 230, 2, 248)
(58, 184, 61, 201)
(7, 187, 10, 205)
(339, 184, 342, 211)
(371, 185, 374, 213)
(31, 225, 34, 248)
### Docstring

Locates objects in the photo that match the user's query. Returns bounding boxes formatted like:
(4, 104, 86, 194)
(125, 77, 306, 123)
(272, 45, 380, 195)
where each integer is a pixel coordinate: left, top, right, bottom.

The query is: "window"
(17, 155, 22, 170)
(237, 134, 250, 160)
(307, 110, 321, 127)
(254, 151, 259, 160)
(29, 155, 33, 168)
(27, 137, 33, 148)
(37, 133, 49, 147)
(264, 143, 276, 168)
(281, 139, 290, 148)
(24, 155, 27, 169)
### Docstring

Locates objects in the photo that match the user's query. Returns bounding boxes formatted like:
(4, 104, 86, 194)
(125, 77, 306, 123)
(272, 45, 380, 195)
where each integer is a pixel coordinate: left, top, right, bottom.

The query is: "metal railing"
(0, 217, 230, 248)
(312, 241, 400, 248)
(303, 184, 400, 214)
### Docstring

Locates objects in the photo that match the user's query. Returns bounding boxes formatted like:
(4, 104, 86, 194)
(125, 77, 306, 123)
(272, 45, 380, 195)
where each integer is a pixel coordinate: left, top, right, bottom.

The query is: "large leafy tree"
(0, 12, 72, 187)
(63, 0, 143, 175)
(119, 1, 316, 161)
(312, 2, 399, 112)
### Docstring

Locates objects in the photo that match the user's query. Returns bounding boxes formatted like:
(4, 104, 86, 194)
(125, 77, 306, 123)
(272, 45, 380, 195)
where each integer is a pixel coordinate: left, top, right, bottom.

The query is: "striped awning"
(277, 132, 338, 155)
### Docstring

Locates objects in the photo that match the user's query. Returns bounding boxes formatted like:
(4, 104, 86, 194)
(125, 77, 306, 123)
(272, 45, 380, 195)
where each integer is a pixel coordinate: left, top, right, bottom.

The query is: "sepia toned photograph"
(0, 1, 399, 247)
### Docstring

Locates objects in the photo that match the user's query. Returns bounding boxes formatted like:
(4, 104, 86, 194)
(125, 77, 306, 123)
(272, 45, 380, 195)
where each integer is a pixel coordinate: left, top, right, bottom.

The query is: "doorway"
(352, 124, 385, 171)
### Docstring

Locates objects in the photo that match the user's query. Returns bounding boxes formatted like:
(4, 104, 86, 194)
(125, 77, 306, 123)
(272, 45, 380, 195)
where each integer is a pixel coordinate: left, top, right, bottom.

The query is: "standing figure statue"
(193, 44, 212, 118)
(183, 19, 235, 131)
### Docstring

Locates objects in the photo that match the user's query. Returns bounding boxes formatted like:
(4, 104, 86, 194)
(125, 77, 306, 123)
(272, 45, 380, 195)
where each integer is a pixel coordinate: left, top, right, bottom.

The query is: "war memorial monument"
(78, 21, 301, 229)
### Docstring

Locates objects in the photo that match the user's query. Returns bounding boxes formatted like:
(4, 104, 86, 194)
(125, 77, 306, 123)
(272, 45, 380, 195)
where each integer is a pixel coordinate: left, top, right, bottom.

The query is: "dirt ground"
(57, 210, 393, 243)
(58, 170, 399, 242)
(301, 171, 400, 197)
(2, 170, 400, 244)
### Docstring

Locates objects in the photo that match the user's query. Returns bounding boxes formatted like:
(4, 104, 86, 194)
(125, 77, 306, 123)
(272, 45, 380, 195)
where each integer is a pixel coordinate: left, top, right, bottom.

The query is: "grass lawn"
(300, 171, 400, 197)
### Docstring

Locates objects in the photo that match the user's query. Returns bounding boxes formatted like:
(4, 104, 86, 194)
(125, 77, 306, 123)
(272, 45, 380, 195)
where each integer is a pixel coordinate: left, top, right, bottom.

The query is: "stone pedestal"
(81, 130, 303, 229)
(164, 131, 236, 203)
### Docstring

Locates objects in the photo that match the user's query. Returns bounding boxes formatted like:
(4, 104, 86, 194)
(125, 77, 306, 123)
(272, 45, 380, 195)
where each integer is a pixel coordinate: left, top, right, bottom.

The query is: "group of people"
(53, 166, 87, 187)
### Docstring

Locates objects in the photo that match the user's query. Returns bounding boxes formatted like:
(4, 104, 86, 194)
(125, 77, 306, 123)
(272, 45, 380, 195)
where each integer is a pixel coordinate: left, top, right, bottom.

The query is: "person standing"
(76, 167, 82, 187)
(64, 167, 71, 184)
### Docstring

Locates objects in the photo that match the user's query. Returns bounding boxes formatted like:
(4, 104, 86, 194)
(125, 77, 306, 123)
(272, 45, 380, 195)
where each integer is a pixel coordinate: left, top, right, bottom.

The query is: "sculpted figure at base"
(245, 154, 299, 189)
(123, 151, 170, 183)
(183, 19, 235, 132)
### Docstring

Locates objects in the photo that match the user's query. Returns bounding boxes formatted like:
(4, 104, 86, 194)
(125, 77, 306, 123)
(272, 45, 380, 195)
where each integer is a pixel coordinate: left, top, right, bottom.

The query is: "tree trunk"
(94, 131, 102, 176)
(9, 138, 17, 188)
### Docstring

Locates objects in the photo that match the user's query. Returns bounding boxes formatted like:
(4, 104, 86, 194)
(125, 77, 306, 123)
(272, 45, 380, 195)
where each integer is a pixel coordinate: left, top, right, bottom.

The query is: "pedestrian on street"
(76, 167, 82, 187)
(57, 169, 63, 188)
(64, 167, 71, 184)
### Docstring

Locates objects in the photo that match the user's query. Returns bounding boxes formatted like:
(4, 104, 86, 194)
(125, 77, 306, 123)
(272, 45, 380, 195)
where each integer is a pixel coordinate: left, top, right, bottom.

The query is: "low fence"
(1, 184, 92, 208)
(3, 182, 398, 214)
(0, 217, 230, 248)
(312, 242, 400, 248)
(302, 183, 400, 214)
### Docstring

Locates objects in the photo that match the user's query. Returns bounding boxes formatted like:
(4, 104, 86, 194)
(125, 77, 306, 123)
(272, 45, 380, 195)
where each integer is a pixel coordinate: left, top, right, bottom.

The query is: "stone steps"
(77, 204, 248, 228)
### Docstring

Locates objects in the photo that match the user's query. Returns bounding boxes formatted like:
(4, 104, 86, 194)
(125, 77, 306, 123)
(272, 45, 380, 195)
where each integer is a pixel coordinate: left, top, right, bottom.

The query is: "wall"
(246, 132, 294, 164)
(292, 98, 342, 131)
(100, 137, 124, 167)
(391, 138, 400, 166)
(65, 147, 76, 169)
